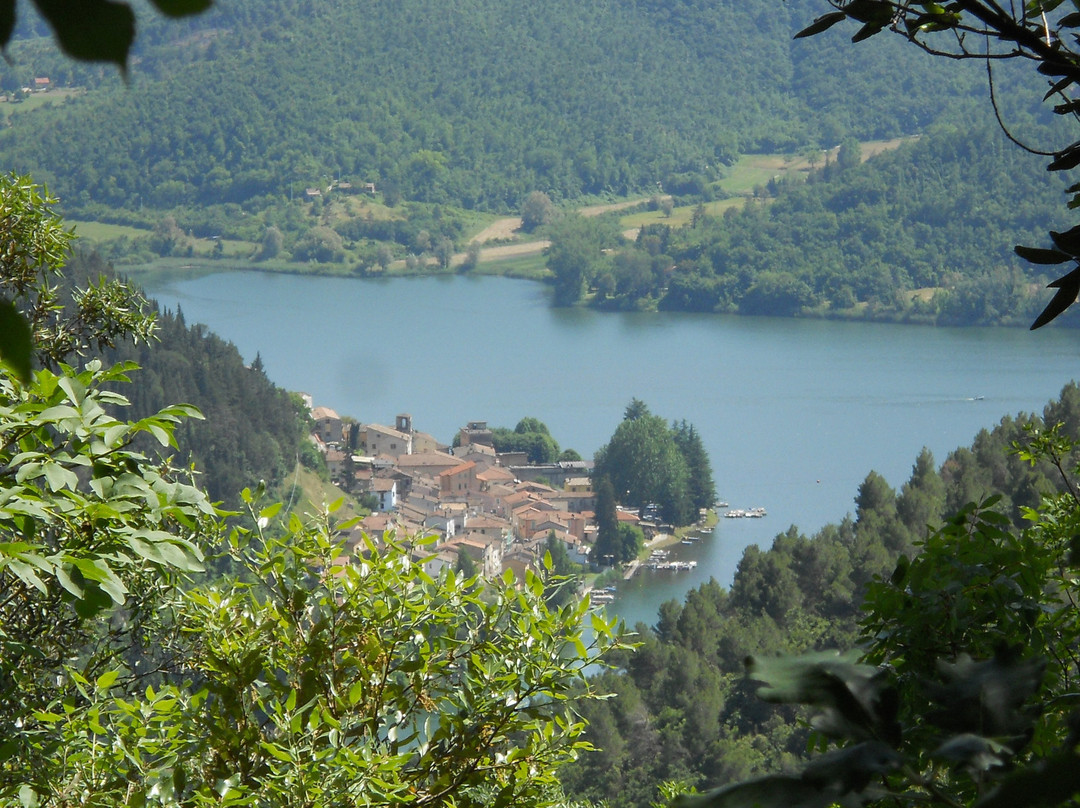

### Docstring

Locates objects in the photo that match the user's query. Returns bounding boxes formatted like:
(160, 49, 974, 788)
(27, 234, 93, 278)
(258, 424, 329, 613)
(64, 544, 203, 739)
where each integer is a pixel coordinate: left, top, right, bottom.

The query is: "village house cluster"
(307, 404, 644, 581)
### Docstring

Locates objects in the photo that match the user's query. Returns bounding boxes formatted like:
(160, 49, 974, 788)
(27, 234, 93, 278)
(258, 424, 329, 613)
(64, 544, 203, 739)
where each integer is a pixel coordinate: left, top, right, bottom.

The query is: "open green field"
(69, 220, 150, 240)
(619, 197, 753, 230)
(617, 137, 912, 232)
(70, 219, 255, 258)
(0, 88, 82, 122)
(470, 251, 550, 280)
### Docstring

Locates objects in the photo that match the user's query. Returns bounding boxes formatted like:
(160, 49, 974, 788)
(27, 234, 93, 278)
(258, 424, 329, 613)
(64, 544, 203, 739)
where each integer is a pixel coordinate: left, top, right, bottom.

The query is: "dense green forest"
(545, 118, 1080, 325)
(0, 0, 998, 225)
(1, 0, 1070, 325)
(561, 384, 1080, 807)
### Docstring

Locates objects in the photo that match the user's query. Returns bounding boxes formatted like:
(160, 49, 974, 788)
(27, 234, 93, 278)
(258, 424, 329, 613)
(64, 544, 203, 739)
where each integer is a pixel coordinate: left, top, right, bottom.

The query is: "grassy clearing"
(470, 251, 550, 280)
(69, 220, 150, 241)
(279, 465, 366, 524)
(0, 88, 82, 122)
(70, 219, 256, 259)
(619, 197, 752, 231)
(909, 287, 941, 303)
(191, 236, 257, 258)
(617, 137, 914, 233)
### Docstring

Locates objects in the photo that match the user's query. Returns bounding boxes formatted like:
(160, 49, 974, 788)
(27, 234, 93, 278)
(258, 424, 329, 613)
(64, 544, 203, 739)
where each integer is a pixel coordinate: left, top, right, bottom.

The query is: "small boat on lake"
(725, 506, 767, 518)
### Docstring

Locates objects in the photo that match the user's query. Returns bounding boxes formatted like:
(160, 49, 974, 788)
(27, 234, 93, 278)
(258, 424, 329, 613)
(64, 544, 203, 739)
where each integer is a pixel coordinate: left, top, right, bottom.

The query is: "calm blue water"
(140, 269, 1080, 628)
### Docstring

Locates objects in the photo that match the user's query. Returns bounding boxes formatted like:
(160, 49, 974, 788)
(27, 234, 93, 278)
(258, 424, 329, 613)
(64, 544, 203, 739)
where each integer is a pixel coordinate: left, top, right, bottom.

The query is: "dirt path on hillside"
(577, 198, 653, 217)
(471, 216, 523, 244)
(465, 197, 650, 259)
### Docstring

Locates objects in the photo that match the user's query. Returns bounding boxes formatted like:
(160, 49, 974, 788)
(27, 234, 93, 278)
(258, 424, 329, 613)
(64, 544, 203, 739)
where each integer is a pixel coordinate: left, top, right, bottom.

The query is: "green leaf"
(30, 0, 135, 68)
(6, 558, 47, 593)
(1030, 266, 1080, 329)
(851, 20, 886, 41)
(18, 785, 39, 808)
(42, 461, 78, 492)
(55, 564, 85, 598)
(103, 423, 129, 447)
(71, 556, 127, 603)
(148, 0, 211, 16)
(926, 651, 1044, 736)
(260, 741, 294, 763)
(144, 422, 173, 447)
(1045, 75, 1075, 100)
(976, 750, 1080, 808)
(96, 669, 119, 690)
(933, 733, 1012, 771)
(37, 404, 80, 421)
(73, 584, 112, 618)
(747, 651, 899, 743)
(843, 0, 893, 24)
(1048, 143, 1080, 171)
(259, 502, 283, 522)
(1014, 245, 1072, 264)
(0, 300, 33, 383)
(794, 11, 847, 38)
(0, 0, 14, 50)
(349, 681, 364, 705)
(672, 773, 836, 808)
(1049, 223, 1080, 253)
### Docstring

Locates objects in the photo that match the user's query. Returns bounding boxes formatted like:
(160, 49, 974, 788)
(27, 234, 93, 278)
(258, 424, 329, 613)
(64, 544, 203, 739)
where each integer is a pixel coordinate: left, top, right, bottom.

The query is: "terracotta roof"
(439, 461, 477, 478)
(397, 450, 458, 465)
(477, 466, 516, 482)
(457, 533, 502, 549)
(466, 515, 511, 529)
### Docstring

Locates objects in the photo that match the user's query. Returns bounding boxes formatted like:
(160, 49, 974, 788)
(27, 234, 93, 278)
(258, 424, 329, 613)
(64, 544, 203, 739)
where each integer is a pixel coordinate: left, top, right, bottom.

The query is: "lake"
(140, 269, 1080, 628)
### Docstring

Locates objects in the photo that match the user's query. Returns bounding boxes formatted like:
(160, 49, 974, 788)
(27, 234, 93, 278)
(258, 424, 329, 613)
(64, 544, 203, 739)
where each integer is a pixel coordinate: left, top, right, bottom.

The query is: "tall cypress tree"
(593, 476, 620, 567)
(673, 420, 716, 513)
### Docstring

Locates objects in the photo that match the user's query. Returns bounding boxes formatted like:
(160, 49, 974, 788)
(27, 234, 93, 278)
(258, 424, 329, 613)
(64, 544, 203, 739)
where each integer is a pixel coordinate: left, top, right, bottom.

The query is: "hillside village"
(307, 403, 650, 582)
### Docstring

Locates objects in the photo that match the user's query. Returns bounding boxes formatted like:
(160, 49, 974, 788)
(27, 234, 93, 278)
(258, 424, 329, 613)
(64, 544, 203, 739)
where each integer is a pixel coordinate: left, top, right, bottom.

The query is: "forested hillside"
(662, 121, 1074, 324)
(561, 383, 1080, 807)
(545, 117, 1080, 325)
(63, 253, 313, 505)
(0, 0, 997, 220)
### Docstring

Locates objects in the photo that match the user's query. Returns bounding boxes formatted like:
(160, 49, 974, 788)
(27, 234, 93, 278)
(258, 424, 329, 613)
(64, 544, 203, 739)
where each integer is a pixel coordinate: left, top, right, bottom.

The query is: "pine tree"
(673, 420, 716, 513)
(593, 477, 620, 567)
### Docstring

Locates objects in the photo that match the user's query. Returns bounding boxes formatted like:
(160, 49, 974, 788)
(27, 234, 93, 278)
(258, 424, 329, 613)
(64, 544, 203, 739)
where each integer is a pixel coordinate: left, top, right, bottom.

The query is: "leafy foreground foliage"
(1, 356, 626, 806)
(0, 171, 311, 507)
(0, 172, 155, 380)
(0, 174, 626, 806)
(0, 359, 214, 788)
(672, 437, 1080, 807)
